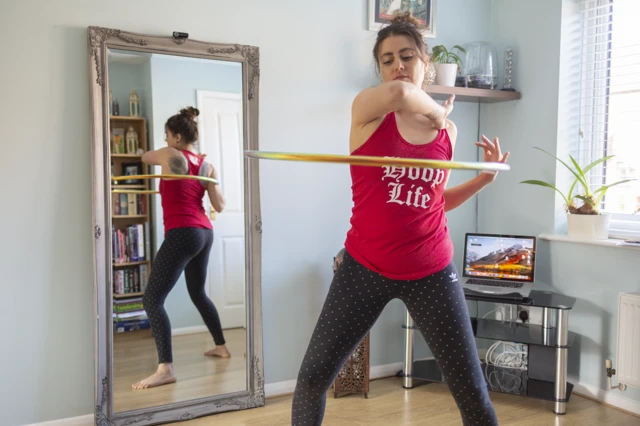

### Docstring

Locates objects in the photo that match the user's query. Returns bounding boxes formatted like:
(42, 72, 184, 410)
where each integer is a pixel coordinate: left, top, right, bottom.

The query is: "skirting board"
(23, 368, 639, 426)
(264, 362, 405, 397)
(569, 375, 640, 417)
(171, 325, 208, 336)
(22, 415, 94, 426)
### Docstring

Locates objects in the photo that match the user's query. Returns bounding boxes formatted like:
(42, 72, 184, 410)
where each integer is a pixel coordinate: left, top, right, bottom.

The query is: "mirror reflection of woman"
(132, 106, 230, 390)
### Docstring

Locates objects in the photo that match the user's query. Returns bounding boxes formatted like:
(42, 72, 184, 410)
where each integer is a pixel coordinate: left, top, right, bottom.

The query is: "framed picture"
(121, 162, 142, 185)
(111, 127, 125, 154)
(368, 0, 437, 38)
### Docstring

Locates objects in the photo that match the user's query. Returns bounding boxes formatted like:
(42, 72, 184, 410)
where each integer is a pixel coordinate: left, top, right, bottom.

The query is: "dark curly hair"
(165, 106, 199, 144)
(373, 12, 429, 74)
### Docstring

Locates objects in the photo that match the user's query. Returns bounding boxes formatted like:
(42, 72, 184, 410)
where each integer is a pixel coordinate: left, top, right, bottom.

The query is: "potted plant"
(430, 44, 466, 87)
(521, 147, 636, 239)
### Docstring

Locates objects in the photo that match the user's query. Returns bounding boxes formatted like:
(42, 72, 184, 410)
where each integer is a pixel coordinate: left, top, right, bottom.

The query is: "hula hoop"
(112, 189, 159, 194)
(110, 174, 219, 185)
(244, 150, 510, 172)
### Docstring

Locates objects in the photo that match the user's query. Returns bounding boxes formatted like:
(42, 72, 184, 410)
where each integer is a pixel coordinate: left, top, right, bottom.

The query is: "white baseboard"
(264, 362, 404, 398)
(569, 375, 640, 416)
(370, 362, 404, 380)
(265, 379, 297, 397)
(22, 414, 94, 426)
(171, 325, 208, 336)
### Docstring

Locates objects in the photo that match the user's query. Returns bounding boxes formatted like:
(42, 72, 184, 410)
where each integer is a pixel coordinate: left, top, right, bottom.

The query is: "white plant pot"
(567, 213, 610, 240)
(434, 63, 458, 87)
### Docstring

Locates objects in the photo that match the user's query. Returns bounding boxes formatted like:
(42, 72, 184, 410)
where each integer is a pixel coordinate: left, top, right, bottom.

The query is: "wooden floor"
(182, 377, 640, 426)
(113, 328, 247, 413)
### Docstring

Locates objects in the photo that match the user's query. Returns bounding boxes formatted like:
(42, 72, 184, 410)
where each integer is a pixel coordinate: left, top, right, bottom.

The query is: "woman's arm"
(351, 81, 453, 129)
(199, 161, 226, 213)
(443, 135, 510, 212)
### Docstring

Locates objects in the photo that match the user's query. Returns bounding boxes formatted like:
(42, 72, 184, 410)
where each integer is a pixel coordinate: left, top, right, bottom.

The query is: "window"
(577, 0, 640, 238)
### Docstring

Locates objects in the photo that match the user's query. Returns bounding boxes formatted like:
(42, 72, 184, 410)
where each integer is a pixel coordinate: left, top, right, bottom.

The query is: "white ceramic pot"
(567, 213, 610, 239)
(434, 63, 458, 87)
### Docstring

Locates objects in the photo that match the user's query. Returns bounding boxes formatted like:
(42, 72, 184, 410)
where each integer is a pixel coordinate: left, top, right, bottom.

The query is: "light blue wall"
(480, 0, 640, 405)
(149, 54, 242, 329)
(107, 57, 151, 119)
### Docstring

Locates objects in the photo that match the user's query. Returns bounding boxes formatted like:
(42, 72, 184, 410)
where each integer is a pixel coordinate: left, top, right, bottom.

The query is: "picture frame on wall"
(368, 0, 437, 38)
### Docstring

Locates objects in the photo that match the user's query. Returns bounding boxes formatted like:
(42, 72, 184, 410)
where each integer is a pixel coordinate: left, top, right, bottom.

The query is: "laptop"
(461, 233, 536, 300)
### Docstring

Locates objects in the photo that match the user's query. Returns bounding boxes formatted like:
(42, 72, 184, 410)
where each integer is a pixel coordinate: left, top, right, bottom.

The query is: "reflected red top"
(159, 150, 212, 234)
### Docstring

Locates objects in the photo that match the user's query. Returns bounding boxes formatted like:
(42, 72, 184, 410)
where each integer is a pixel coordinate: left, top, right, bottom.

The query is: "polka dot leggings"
(142, 227, 226, 364)
(291, 250, 498, 426)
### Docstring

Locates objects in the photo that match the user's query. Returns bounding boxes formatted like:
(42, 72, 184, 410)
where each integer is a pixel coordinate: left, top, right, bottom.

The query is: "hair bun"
(180, 106, 200, 120)
(391, 11, 421, 27)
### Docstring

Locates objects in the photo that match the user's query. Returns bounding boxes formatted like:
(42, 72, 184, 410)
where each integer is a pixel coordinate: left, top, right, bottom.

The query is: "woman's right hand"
(430, 95, 455, 129)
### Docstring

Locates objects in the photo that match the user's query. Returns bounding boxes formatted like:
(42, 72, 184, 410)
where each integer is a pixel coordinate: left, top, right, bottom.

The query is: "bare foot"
(132, 363, 176, 390)
(205, 345, 231, 358)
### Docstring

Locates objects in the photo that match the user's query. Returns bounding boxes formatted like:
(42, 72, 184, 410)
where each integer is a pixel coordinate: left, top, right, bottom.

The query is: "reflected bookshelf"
(110, 115, 153, 333)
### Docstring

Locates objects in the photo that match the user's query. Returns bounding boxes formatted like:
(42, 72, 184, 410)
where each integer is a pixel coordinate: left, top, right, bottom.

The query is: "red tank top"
(159, 150, 213, 235)
(344, 112, 454, 280)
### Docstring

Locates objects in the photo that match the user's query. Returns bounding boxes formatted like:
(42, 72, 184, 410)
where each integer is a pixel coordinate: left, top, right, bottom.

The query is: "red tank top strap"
(180, 150, 204, 175)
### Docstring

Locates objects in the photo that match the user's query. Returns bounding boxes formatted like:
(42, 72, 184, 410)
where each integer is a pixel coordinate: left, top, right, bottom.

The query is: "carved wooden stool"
(331, 248, 371, 399)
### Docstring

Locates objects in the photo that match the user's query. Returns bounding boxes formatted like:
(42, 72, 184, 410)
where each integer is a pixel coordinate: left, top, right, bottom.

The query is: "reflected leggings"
(291, 250, 498, 426)
(142, 227, 226, 364)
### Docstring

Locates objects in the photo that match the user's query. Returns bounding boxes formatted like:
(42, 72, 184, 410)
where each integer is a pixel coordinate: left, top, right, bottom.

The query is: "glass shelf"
(404, 318, 576, 348)
(464, 290, 577, 310)
(399, 359, 574, 402)
(472, 318, 576, 348)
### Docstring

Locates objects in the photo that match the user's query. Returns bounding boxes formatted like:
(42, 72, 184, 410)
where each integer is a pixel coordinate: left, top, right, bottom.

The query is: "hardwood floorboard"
(181, 377, 640, 425)
(113, 328, 247, 413)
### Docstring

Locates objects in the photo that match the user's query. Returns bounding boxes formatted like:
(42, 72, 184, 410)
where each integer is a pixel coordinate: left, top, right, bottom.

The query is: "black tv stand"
(398, 290, 577, 415)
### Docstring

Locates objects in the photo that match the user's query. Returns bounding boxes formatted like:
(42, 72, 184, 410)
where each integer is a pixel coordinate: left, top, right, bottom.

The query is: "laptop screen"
(462, 233, 536, 282)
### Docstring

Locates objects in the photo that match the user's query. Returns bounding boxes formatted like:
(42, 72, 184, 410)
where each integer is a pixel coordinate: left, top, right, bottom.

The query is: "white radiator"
(616, 292, 640, 389)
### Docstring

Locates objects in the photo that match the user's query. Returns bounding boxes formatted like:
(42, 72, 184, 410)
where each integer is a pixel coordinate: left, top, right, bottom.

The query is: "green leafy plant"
(430, 45, 466, 72)
(520, 147, 636, 215)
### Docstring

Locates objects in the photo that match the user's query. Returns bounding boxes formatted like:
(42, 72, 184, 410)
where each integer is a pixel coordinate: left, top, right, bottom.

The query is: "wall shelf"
(112, 154, 143, 159)
(424, 85, 521, 103)
(110, 115, 146, 121)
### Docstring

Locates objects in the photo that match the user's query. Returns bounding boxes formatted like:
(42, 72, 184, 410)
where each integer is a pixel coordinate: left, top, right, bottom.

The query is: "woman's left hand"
(475, 135, 510, 182)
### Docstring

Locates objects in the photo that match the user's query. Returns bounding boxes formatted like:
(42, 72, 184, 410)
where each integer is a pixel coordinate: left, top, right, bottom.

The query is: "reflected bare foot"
(205, 345, 231, 358)
(132, 363, 176, 390)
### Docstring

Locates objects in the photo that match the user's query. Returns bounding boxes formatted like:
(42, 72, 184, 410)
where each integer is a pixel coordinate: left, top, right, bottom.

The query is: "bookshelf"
(110, 115, 154, 333)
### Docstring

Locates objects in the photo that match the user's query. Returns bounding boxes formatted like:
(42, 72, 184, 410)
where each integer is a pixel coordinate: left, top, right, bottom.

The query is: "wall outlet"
(517, 305, 542, 325)
(516, 305, 543, 325)
(517, 305, 529, 323)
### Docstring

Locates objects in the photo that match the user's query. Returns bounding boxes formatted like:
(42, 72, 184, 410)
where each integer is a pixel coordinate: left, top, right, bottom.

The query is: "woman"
(291, 14, 509, 425)
(132, 106, 230, 390)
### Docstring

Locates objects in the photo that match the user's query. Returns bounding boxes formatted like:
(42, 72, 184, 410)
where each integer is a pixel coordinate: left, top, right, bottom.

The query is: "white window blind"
(578, 0, 640, 238)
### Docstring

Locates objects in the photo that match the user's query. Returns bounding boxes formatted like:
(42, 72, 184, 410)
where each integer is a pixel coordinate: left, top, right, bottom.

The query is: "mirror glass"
(106, 48, 247, 414)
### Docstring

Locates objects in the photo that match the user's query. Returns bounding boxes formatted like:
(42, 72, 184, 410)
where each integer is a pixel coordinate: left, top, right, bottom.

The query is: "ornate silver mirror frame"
(87, 26, 263, 426)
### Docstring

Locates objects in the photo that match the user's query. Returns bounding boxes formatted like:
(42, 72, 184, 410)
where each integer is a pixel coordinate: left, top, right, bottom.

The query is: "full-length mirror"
(88, 27, 263, 426)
